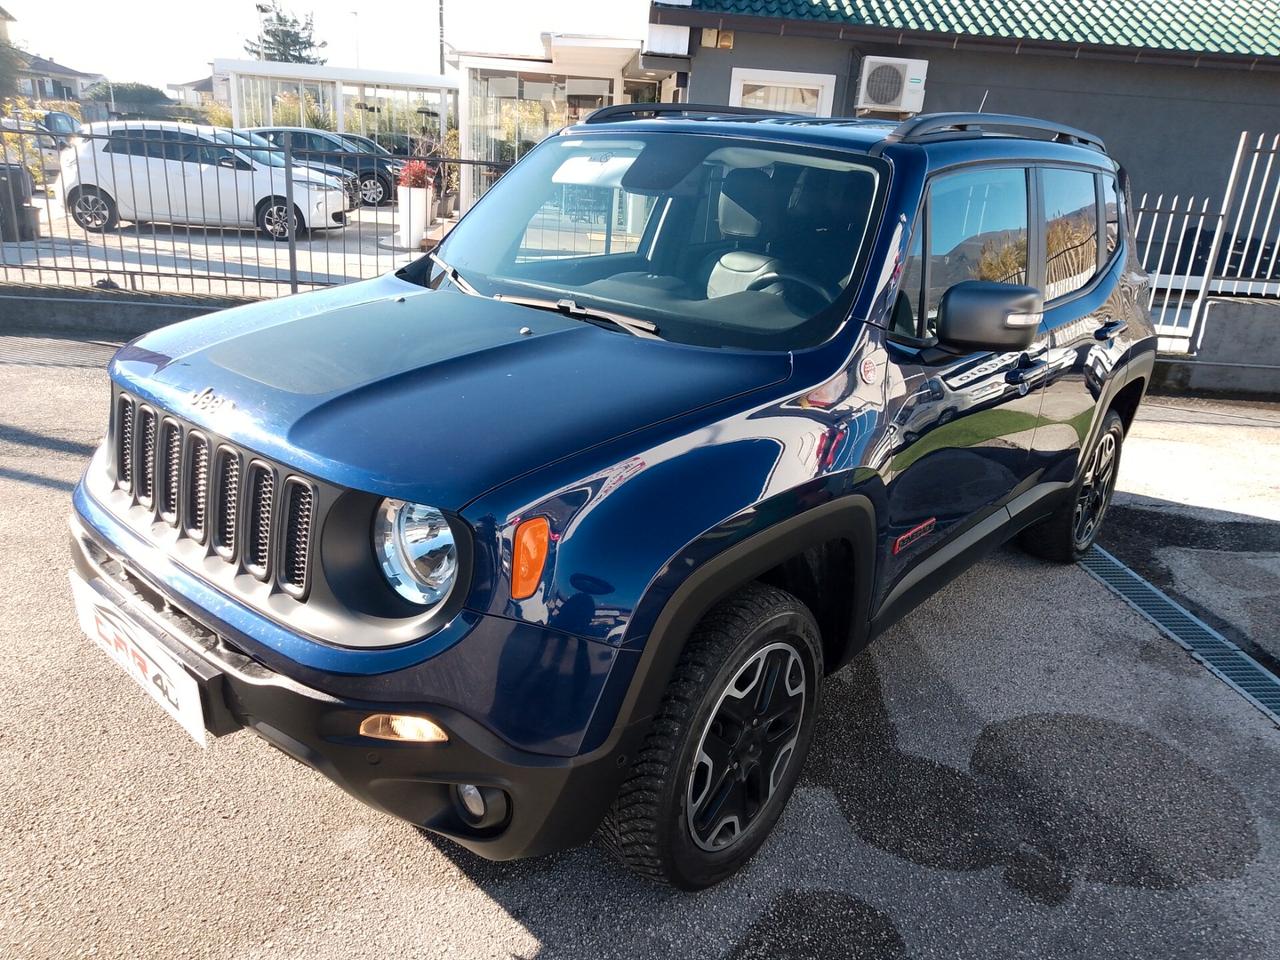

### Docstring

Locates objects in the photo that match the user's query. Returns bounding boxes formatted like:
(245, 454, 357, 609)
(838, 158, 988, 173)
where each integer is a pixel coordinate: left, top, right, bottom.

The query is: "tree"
(84, 81, 172, 104)
(244, 2, 328, 64)
(0, 41, 25, 100)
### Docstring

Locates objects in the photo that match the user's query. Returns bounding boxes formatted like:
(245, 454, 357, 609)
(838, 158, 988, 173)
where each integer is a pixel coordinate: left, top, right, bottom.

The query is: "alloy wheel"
(73, 194, 109, 229)
(1073, 431, 1118, 548)
(360, 176, 385, 205)
(263, 203, 293, 239)
(686, 641, 806, 852)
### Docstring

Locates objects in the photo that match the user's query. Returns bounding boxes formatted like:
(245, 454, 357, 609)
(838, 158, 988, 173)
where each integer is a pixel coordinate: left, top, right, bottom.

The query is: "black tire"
(359, 173, 392, 207)
(69, 186, 118, 232)
(256, 198, 304, 242)
(600, 582, 823, 889)
(1019, 408, 1125, 562)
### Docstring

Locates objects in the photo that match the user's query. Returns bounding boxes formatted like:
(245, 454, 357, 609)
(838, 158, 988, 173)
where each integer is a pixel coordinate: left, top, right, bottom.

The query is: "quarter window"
(1043, 168, 1100, 300)
(1102, 175, 1121, 259)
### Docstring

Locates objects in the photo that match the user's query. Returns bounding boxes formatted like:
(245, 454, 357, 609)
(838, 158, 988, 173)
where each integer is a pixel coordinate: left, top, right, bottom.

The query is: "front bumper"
(70, 513, 646, 861)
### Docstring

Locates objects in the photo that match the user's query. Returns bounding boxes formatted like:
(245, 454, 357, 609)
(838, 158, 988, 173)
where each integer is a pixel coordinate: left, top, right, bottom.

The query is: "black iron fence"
(0, 122, 508, 297)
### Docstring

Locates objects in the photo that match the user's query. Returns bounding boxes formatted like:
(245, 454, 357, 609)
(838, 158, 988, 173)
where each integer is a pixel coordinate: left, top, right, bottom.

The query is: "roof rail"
(583, 102, 793, 124)
(886, 112, 1106, 151)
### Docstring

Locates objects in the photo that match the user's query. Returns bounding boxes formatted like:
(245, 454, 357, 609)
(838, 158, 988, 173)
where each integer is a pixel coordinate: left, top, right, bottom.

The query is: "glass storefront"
(234, 74, 449, 146)
(467, 70, 612, 201)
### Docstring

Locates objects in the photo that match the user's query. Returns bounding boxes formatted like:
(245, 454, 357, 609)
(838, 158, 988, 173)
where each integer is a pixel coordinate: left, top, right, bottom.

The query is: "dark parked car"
(252, 126, 403, 206)
(69, 107, 1154, 889)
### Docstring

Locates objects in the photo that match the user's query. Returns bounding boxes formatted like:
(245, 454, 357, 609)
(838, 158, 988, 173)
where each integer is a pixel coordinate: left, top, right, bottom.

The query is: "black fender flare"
(588, 493, 878, 756)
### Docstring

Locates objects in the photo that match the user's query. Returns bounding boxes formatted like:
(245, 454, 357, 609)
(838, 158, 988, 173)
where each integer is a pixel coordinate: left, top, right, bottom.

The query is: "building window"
(728, 68, 835, 117)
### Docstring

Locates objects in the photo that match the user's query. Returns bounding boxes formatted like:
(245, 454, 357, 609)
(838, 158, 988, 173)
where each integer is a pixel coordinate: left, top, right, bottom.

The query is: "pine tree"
(244, 2, 328, 65)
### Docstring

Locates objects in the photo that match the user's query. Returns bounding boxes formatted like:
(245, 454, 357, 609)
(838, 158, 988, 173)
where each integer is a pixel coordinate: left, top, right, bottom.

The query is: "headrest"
(719, 168, 779, 239)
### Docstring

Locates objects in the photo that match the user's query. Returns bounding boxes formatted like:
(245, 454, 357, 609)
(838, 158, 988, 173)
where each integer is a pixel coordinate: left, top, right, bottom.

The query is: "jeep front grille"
(112, 393, 317, 597)
(282, 478, 314, 595)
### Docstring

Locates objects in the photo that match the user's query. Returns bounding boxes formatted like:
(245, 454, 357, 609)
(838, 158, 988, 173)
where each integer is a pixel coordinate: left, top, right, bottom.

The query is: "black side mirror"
(217, 155, 250, 171)
(936, 281, 1043, 353)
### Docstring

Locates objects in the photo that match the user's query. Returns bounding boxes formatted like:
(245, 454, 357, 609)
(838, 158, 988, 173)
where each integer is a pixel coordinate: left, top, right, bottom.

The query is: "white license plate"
(69, 572, 208, 746)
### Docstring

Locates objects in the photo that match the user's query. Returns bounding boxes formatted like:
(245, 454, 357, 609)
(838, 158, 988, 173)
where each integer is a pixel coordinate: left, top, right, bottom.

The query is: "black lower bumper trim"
(70, 518, 643, 861)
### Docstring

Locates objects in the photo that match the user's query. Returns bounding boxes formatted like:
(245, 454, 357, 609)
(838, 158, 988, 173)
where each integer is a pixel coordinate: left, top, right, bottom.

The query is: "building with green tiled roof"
(644, 0, 1280, 197)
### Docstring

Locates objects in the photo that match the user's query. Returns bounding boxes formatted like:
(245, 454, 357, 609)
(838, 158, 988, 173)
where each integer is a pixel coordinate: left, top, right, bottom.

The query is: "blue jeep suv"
(69, 107, 1154, 889)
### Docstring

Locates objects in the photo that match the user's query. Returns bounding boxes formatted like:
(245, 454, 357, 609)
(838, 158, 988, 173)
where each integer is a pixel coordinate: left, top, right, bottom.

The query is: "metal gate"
(1134, 132, 1280, 353)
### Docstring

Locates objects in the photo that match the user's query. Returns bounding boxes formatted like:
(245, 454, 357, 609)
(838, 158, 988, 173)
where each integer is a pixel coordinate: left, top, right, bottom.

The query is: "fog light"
(456, 783, 486, 821)
(359, 713, 448, 743)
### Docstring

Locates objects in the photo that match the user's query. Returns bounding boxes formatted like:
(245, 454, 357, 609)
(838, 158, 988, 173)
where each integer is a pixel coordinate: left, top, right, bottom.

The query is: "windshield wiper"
(493, 294, 660, 338)
(427, 252, 483, 298)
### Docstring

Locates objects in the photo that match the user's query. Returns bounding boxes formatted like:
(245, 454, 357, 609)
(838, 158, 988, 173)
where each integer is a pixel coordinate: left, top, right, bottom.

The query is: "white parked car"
(60, 121, 349, 240)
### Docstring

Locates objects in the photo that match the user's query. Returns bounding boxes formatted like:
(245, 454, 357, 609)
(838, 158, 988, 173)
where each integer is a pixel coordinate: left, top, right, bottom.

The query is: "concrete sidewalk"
(1102, 394, 1280, 666)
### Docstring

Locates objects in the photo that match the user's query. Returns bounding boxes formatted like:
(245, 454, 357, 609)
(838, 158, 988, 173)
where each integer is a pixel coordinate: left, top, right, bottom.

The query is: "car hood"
(110, 275, 792, 508)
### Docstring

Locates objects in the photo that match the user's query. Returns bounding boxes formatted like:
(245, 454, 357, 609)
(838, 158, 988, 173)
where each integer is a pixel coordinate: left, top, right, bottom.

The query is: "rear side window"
(1043, 167, 1100, 300)
(893, 166, 1030, 338)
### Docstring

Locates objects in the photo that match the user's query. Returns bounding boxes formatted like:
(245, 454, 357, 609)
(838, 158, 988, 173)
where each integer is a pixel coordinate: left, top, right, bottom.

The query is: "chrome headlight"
(374, 499, 458, 606)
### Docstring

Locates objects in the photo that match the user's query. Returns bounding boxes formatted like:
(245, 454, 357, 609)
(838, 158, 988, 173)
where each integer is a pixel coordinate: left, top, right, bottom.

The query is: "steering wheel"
(745, 271, 839, 307)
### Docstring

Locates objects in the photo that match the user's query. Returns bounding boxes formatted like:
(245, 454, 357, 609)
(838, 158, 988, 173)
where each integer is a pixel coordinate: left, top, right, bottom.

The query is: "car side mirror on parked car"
(217, 155, 251, 171)
(935, 281, 1043, 353)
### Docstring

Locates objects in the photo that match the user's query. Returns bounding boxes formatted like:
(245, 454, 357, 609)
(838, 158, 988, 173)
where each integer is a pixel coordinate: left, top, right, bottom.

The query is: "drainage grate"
(1079, 546, 1280, 726)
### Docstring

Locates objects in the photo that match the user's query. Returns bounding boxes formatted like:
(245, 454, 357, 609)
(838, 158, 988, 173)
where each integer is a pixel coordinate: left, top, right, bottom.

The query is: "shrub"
(399, 160, 434, 189)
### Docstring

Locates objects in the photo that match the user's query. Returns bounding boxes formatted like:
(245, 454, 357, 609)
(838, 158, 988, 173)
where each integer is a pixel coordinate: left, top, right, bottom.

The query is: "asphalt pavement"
(0, 333, 1277, 960)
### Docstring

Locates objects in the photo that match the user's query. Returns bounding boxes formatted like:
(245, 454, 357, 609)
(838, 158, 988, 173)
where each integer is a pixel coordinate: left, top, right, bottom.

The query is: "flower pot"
(398, 185, 432, 247)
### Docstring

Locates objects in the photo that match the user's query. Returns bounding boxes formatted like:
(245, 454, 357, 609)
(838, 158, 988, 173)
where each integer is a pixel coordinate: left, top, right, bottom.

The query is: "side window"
(1102, 175, 1121, 259)
(1043, 167, 1100, 300)
(158, 129, 191, 162)
(922, 166, 1030, 335)
(307, 133, 334, 154)
(104, 131, 145, 156)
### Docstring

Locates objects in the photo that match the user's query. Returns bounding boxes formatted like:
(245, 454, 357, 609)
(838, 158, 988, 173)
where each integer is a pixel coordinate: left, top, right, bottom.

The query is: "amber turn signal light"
(511, 516, 550, 600)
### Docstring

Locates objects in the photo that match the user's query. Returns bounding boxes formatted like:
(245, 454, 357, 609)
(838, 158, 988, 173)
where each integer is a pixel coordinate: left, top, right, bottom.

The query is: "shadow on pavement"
(807, 654, 1260, 906)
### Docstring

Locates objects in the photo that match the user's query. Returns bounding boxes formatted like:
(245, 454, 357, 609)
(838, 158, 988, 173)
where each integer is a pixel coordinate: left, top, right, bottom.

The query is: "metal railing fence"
(1133, 131, 1280, 350)
(0, 121, 508, 297)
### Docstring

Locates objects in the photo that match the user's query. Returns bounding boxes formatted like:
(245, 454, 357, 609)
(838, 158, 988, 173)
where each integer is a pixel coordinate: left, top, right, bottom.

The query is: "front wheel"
(1019, 408, 1125, 562)
(601, 582, 822, 889)
(257, 199, 304, 242)
(70, 187, 118, 232)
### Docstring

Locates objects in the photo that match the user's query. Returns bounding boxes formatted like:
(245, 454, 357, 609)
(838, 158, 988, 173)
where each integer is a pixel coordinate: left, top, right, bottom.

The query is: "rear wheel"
(1019, 408, 1125, 562)
(70, 186, 118, 232)
(601, 582, 822, 889)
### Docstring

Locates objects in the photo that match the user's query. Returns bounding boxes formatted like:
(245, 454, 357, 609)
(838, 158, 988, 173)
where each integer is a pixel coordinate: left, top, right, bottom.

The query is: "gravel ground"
(0, 336, 1277, 959)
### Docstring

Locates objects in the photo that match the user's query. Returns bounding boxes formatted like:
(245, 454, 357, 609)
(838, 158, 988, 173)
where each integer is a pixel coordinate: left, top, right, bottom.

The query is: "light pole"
(351, 11, 361, 69)
(438, 0, 446, 76)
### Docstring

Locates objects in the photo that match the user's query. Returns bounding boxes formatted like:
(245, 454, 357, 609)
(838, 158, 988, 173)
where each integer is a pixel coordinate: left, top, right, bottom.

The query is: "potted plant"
(397, 160, 434, 248)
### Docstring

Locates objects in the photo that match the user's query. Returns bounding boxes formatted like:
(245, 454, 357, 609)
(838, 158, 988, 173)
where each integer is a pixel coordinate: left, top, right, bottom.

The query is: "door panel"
(1027, 167, 1121, 487)
(879, 165, 1045, 599)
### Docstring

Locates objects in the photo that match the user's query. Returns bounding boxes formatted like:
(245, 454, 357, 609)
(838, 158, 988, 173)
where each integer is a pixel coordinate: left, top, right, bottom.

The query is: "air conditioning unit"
(855, 57, 928, 115)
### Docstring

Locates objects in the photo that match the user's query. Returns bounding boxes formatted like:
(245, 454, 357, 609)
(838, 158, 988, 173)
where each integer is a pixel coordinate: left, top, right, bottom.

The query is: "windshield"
(433, 132, 882, 350)
(212, 129, 283, 167)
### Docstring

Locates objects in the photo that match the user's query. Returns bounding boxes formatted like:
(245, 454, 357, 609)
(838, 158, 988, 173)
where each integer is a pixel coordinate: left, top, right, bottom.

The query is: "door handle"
(1006, 359, 1047, 385)
(1095, 320, 1128, 340)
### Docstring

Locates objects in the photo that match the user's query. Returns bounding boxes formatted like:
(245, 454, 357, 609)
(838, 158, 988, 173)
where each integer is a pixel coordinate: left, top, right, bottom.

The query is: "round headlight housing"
(374, 499, 458, 607)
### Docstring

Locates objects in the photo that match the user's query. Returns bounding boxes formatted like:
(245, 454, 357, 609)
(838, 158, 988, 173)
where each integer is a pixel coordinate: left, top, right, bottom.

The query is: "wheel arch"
(590, 495, 877, 754)
(255, 194, 306, 230)
(1107, 376, 1146, 434)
